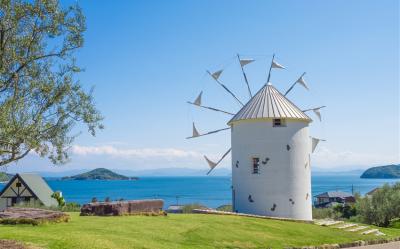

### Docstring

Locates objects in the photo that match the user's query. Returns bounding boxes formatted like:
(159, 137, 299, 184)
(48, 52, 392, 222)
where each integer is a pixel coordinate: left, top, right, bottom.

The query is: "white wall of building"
(231, 119, 312, 220)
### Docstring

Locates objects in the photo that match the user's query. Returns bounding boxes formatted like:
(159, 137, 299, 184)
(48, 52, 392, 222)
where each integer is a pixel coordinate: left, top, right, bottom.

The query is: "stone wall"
(80, 199, 164, 216)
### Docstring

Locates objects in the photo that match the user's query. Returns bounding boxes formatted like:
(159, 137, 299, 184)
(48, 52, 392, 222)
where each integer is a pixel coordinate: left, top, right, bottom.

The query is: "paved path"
(350, 241, 400, 249)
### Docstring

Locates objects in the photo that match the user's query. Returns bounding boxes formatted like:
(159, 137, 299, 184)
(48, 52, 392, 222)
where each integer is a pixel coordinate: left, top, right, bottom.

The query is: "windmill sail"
(311, 137, 326, 152)
(271, 60, 285, 69)
(240, 58, 255, 67)
(193, 91, 202, 106)
(267, 54, 285, 83)
(284, 72, 308, 96)
(303, 106, 326, 121)
(313, 109, 321, 121)
(192, 123, 200, 137)
(211, 70, 223, 80)
(205, 148, 232, 175)
(296, 75, 309, 90)
(237, 54, 253, 98)
(204, 156, 217, 169)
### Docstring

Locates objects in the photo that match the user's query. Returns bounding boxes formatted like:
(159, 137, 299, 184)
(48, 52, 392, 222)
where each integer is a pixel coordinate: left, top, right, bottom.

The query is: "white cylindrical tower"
(229, 83, 313, 221)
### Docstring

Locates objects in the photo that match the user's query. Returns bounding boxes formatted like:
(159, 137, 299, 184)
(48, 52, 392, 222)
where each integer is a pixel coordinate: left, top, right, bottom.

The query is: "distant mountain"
(7, 167, 231, 177)
(360, 164, 400, 179)
(0, 172, 13, 182)
(62, 168, 137, 180)
(114, 167, 231, 177)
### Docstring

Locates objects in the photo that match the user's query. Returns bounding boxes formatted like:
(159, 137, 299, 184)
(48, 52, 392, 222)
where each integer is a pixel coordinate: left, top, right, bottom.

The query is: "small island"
(360, 164, 400, 179)
(62, 168, 138, 181)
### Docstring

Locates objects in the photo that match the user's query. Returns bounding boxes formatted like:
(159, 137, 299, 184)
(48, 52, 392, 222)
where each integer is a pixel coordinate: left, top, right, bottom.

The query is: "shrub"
(14, 200, 80, 212)
(390, 218, 400, 229)
(216, 205, 232, 212)
(332, 204, 357, 219)
(91, 197, 98, 203)
(104, 197, 111, 202)
(61, 202, 81, 212)
(0, 218, 40, 226)
(356, 183, 400, 227)
(313, 207, 335, 219)
(182, 203, 207, 213)
(51, 191, 66, 207)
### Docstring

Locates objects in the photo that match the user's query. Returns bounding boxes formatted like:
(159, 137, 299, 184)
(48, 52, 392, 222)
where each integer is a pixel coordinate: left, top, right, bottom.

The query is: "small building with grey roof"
(0, 173, 58, 211)
(314, 191, 355, 208)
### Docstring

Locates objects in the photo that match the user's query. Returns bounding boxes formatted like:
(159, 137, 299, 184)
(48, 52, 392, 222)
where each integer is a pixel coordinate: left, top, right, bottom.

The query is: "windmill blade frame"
(302, 106, 326, 121)
(207, 70, 244, 107)
(237, 54, 253, 98)
(187, 101, 235, 115)
(186, 127, 230, 139)
(284, 72, 308, 96)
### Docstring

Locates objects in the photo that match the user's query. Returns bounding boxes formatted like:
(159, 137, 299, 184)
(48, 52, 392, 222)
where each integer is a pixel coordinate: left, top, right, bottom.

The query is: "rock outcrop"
(80, 199, 164, 216)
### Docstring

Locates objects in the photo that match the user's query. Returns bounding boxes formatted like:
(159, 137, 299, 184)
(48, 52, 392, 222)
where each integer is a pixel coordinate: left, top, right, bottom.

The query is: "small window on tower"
(273, 118, 286, 127)
(252, 157, 260, 174)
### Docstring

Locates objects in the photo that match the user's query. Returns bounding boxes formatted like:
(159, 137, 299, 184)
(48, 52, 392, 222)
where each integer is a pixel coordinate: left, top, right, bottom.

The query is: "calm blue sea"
(1, 174, 398, 208)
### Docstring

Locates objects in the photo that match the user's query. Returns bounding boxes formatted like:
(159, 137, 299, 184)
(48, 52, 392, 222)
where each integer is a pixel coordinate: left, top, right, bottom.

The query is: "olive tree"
(356, 183, 400, 227)
(0, 0, 103, 167)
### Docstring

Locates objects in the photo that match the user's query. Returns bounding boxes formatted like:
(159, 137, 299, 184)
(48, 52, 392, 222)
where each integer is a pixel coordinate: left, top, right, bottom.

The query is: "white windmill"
(187, 54, 325, 220)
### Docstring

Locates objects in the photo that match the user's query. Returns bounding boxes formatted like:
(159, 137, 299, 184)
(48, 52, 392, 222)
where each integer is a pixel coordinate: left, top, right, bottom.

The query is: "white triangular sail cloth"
(240, 59, 255, 67)
(296, 76, 309, 90)
(271, 60, 285, 69)
(313, 108, 322, 121)
(211, 70, 223, 80)
(193, 91, 202, 106)
(204, 148, 232, 174)
(311, 137, 325, 152)
(204, 155, 217, 169)
(192, 123, 200, 137)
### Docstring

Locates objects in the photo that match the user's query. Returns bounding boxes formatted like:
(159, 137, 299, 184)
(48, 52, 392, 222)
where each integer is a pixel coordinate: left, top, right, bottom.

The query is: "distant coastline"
(0, 172, 13, 182)
(360, 164, 400, 179)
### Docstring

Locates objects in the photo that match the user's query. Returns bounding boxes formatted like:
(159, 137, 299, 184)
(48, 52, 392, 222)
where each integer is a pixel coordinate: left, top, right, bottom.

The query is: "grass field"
(0, 213, 399, 249)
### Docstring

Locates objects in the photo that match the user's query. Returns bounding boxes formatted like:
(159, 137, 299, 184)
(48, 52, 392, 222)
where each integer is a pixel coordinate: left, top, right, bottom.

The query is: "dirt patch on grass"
(0, 239, 29, 249)
(0, 208, 69, 225)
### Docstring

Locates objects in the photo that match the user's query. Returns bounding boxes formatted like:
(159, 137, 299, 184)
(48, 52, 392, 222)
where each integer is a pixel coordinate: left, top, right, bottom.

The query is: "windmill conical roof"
(228, 83, 311, 124)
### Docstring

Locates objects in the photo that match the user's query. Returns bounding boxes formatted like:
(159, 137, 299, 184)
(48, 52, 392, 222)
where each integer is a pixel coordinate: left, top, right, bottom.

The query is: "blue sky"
(9, 0, 399, 173)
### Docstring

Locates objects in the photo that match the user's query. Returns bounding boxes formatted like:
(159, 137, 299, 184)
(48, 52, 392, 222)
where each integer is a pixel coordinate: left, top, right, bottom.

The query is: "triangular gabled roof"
(0, 173, 57, 207)
(314, 191, 353, 198)
(228, 83, 311, 124)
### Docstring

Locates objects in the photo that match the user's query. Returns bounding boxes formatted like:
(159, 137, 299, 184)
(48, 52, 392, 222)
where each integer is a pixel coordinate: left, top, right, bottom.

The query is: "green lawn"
(0, 213, 399, 249)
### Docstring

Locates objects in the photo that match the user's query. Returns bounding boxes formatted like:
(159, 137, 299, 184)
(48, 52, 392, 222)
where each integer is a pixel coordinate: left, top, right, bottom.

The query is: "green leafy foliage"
(51, 191, 65, 207)
(14, 198, 80, 212)
(181, 203, 206, 213)
(0, 172, 12, 181)
(0, 0, 103, 167)
(216, 204, 232, 212)
(313, 204, 358, 220)
(356, 183, 400, 227)
(312, 207, 336, 219)
(332, 204, 357, 219)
